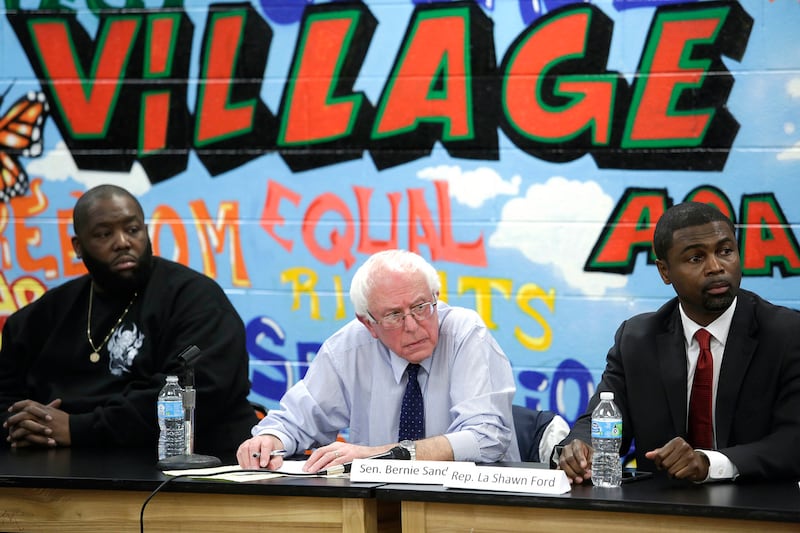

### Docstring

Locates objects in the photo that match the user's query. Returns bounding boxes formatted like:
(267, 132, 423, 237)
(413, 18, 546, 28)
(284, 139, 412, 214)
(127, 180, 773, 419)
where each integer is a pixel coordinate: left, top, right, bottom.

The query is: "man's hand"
(4, 399, 70, 448)
(237, 434, 286, 470)
(557, 439, 594, 484)
(644, 437, 709, 481)
(303, 442, 395, 473)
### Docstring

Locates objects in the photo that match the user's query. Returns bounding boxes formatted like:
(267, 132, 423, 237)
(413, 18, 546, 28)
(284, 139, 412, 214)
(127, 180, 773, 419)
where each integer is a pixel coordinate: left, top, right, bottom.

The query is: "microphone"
(177, 345, 202, 366)
(157, 344, 222, 470)
(323, 445, 411, 475)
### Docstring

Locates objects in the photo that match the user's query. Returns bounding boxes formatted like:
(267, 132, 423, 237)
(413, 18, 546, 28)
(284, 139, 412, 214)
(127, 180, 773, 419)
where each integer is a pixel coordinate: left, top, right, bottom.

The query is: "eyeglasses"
(368, 301, 437, 330)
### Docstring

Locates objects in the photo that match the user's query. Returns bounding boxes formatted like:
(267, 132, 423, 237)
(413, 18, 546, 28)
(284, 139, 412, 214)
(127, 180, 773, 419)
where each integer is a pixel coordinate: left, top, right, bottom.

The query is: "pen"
(252, 450, 287, 459)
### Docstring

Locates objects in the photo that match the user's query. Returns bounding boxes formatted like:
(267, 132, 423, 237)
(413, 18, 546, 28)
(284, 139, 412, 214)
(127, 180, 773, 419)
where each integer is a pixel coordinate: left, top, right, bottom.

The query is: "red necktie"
(688, 328, 714, 449)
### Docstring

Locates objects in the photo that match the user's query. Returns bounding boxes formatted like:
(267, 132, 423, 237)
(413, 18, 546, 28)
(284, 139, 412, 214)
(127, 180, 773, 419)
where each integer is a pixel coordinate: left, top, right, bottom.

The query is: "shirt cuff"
(444, 430, 480, 462)
(538, 415, 570, 465)
(696, 449, 739, 482)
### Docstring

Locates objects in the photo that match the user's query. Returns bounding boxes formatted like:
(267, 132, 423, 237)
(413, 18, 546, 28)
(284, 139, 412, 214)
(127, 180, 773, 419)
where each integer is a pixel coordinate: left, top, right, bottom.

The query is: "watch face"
(398, 440, 415, 460)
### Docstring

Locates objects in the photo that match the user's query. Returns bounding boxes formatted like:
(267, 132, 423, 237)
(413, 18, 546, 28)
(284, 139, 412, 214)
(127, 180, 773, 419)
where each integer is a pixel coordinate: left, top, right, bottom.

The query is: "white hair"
(349, 250, 441, 319)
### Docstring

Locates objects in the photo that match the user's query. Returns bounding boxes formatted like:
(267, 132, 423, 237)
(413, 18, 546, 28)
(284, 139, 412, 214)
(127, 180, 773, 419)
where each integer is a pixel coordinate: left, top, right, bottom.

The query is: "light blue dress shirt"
(253, 302, 520, 462)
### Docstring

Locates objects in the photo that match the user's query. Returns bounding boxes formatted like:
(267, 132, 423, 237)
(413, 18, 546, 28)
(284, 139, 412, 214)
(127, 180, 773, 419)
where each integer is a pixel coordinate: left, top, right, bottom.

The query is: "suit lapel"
(715, 294, 757, 448)
(656, 309, 689, 438)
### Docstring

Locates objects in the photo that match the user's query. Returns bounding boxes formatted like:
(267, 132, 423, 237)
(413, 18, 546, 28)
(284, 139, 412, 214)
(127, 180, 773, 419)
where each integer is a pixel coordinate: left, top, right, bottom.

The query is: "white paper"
(162, 460, 328, 482)
(274, 459, 313, 474)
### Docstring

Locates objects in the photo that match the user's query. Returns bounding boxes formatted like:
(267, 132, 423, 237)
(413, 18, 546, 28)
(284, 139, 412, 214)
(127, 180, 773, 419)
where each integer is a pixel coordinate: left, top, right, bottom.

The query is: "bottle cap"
(166, 375, 179, 382)
(600, 391, 614, 400)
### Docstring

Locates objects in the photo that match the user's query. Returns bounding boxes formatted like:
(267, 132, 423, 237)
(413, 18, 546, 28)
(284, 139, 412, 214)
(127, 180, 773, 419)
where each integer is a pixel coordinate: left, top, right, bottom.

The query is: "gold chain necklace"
(86, 284, 138, 363)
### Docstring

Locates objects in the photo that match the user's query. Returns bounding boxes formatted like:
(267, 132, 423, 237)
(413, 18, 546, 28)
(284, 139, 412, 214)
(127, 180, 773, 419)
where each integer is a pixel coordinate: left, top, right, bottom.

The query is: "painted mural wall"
(1, 0, 798, 424)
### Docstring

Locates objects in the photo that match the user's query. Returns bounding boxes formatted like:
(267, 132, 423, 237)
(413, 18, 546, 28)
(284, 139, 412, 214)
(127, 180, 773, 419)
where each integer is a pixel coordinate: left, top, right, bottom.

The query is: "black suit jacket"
(565, 289, 800, 480)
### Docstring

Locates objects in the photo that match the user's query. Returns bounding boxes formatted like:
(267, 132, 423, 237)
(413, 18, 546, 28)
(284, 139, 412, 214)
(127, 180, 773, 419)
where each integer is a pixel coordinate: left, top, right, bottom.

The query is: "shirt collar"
(390, 352, 433, 383)
(678, 296, 737, 347)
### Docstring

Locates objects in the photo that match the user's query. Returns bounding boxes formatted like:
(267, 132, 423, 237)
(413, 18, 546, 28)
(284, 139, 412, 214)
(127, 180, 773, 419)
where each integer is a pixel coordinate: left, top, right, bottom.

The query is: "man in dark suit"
(556, 201, 800, 483)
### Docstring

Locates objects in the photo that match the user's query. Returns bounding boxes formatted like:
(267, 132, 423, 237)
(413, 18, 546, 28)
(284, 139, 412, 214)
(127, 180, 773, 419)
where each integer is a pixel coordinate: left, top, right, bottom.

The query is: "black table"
(0, 447, 395, 532)
(2, 447, 799, 532)
(378, 471, 800, 532)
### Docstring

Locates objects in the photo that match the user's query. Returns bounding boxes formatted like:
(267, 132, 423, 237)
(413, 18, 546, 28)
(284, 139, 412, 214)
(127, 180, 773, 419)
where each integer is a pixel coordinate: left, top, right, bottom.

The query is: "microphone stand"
(157, 345, 222, 470)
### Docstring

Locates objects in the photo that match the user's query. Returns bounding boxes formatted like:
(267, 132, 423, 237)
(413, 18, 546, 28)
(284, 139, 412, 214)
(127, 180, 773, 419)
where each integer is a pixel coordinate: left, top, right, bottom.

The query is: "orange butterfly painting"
(0, 86, 49, 203)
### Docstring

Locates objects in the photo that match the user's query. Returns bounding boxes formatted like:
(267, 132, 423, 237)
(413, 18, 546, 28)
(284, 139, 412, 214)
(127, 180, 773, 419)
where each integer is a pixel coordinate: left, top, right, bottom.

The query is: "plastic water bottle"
(157, 375, 185, 460)
(591, 391, 622, 487)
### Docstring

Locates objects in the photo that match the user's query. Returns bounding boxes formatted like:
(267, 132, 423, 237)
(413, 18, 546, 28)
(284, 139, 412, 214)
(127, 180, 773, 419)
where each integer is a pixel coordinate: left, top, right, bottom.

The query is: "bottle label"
(157, 399, 183, 418)
(591, 419, 622, 439)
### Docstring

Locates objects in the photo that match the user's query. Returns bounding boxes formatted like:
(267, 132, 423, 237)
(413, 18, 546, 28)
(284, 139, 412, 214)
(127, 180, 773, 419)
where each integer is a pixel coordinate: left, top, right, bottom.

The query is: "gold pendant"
(89, 352, 100, 363)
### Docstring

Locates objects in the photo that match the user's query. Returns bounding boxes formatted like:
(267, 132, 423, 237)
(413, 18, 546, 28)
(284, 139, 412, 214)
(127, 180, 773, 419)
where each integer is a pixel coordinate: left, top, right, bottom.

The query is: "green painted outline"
(278, 9, 364, 146)
(740, 194, 800, 276)
(194, 8, 256, 147)
(372, 6, 473, 141)
(143, 12, 180, 79)
(503, 7, 613, 145)
(586, 191, 667, 270)
(28, 15, 141, 139)
(622, 6, 729, 149)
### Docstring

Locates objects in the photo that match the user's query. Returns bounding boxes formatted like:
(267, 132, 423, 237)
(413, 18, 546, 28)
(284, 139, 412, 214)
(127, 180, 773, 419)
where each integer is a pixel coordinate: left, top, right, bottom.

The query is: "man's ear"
(357, 314, 380, 339)
(655, 259, 671, 285)
(71, 236, 82, 259)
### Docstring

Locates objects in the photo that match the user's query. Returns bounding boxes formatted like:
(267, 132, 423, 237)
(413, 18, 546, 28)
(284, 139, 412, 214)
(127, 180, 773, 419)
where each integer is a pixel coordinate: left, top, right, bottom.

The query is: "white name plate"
(350, 459, 475, 484)
(443, 464, 571, 495)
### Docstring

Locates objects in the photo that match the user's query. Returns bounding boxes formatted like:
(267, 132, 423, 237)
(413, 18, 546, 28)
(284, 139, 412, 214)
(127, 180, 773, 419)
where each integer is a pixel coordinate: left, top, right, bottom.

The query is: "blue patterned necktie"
(398, 363, 424, 440)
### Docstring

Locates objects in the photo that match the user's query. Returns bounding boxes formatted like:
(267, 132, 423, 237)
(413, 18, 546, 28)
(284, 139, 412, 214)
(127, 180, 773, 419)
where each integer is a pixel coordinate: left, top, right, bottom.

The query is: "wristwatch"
(399, 439, 416, 461)
(550, 444, 565, 469)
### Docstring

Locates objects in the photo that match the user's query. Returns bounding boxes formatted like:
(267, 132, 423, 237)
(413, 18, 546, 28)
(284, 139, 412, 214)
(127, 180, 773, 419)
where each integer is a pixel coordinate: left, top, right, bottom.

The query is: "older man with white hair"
(238, 249, 521, 472)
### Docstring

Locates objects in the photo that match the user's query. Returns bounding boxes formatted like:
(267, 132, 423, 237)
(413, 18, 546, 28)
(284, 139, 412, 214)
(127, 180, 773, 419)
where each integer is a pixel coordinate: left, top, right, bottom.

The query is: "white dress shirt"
(678, 297, 740, 481)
